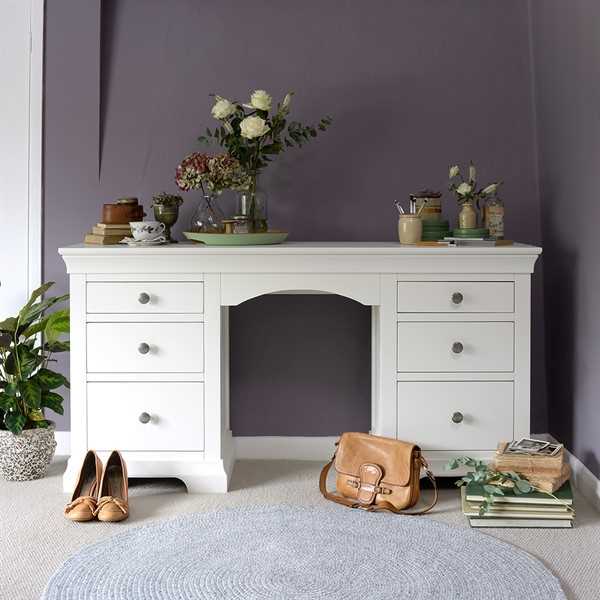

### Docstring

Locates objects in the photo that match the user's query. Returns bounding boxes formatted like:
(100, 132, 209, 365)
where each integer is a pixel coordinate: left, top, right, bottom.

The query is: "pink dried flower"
(175, 152, 211, 191)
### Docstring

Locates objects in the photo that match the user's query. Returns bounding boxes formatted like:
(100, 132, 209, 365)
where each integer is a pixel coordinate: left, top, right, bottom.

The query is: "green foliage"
(0, 282, 70, 434)
(445, 456, 535, 516)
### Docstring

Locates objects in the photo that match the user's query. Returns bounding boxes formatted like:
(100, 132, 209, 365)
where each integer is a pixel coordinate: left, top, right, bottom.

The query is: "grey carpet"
(41, 504, 566, 600)
(1, 458, 599, 599)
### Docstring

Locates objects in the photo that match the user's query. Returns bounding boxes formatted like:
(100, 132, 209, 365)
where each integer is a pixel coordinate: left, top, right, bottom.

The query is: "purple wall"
(530, 1, 600, 476)
(44, 0, 546, 434)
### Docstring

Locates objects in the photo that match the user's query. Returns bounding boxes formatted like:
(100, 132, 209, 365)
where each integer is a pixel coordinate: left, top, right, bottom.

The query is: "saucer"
(119, 236, 167, 247)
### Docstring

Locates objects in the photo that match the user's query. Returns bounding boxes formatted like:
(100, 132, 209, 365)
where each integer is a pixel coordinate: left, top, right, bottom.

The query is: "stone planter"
(0, 424, 56, 481)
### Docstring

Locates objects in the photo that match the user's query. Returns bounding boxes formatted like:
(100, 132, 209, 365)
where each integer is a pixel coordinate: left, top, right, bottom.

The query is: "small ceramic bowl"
(130, 221, 165, 242)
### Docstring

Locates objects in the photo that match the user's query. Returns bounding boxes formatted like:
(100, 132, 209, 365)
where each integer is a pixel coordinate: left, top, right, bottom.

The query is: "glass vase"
(237, 173, 268, 233)
(190, 194, 225, 233)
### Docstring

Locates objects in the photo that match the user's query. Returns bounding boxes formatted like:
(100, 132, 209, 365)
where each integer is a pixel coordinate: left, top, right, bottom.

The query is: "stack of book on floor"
(461, 440, 575, 528)
(84, 223, 131, 245)
(461, 481, 574, 528)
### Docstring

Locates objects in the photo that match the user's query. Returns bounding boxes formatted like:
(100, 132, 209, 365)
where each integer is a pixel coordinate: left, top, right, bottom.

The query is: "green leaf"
(44, 340, 70, 353)
(45, 309, 70, 343)
(36, 368, 70, 390)
(0, 392, 17, 411)
(4, 346, 42, 378)
(0, 317, 18, 333)
(515, 479, 533, 494)
(21, 316, 49, 339)
(18, 294, 69, 328)
(4, 411, 27, 434)
(41, 391, 64, 415)
(19, 380, 42, 410)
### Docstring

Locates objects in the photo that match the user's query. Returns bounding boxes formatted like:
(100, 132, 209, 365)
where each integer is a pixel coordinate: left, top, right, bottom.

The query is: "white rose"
(456, 182, 472, 196)
(481, 183, 499, 195)
(250, 89, 272, 111)
(281, 92, 293, 112)
(239, 115, 270, 139)
(449, 165, 460, 179)
(211, 96, 236, 120)
(468, 163, 476, 182)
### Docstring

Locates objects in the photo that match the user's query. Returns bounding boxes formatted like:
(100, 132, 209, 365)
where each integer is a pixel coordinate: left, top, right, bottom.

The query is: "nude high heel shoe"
(64, 450, 103, 522)
(95, 451, 129, 522)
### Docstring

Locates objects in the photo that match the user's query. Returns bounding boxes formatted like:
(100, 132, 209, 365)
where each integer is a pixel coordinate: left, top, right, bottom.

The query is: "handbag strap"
(319, 453, 438, 515)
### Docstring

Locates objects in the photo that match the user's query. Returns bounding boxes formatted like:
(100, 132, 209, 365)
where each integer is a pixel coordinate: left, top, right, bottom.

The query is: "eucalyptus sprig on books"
(445, 456, 574, 516)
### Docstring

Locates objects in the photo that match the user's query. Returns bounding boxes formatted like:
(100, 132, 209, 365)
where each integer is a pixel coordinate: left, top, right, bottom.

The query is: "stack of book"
(461, 481, 574, 528)
(84, 223, 131, 245)
(493, 441, 571, 494)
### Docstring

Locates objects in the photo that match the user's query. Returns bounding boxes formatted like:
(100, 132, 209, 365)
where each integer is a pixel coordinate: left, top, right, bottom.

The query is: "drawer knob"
(138, 412, 151, 424)
(138, 342, 150, 355)
(452, 411, 464, 424)
(451, 292, 464, 305)
(451, 341, 464, 354)
(138, 292, 151, 304)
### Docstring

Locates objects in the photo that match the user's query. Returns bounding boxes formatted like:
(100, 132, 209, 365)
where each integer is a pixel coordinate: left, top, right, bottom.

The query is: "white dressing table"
(60, 242, 541, 492)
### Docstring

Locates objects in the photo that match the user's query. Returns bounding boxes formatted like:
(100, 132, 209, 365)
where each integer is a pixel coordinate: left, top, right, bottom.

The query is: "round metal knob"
(452, 341, 464, 354)
(138, 412, 151, 424)
(138, 292, 150, 305)
(451, 292, 464, 305)
(138, 342, 150, 355)
(452, 411, 464, 424)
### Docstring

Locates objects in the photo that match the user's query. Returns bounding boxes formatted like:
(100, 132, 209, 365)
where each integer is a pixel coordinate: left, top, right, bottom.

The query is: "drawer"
(397, 281, 514, 313)
(87, 322, 203, 373)
(87, 382, 204, 451)
(87, 282, 204, 313)
(397, 322, 513, 372)
(397, 381, 513, 450)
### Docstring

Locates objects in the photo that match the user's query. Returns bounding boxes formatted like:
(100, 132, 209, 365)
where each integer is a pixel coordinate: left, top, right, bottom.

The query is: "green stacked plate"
(422, 219, 450, 241)
(451, 227, 489, 238)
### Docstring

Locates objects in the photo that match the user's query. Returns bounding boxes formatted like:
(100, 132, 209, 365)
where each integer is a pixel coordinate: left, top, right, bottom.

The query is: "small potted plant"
(448, 163, 501, 230)
(0, 282, 70, 481)
(151, 192, 184, 243)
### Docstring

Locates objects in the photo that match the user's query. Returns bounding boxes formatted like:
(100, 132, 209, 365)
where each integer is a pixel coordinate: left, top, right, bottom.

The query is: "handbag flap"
(334, 432, 418, 487)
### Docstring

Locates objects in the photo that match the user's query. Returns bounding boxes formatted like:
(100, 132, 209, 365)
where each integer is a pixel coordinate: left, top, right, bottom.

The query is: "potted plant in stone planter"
(0, 282, 70, 481)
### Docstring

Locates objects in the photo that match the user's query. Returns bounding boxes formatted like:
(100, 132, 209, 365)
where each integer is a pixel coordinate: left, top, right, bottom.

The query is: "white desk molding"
(59, 242, 542, 493)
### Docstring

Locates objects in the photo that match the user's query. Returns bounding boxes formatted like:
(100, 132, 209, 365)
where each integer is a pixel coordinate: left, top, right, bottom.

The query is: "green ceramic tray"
(183, 230, 289, 246)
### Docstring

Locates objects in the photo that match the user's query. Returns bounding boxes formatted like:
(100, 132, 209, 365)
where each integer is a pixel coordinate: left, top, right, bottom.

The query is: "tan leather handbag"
(319, 432, 438, 514)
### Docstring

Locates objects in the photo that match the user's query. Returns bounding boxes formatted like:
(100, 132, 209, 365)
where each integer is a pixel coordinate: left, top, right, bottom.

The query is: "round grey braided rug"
(43, 505, 566, 600)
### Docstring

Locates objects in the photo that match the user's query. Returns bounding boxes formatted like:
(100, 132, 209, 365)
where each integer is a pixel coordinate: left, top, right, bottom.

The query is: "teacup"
(130, 221, 166, 242)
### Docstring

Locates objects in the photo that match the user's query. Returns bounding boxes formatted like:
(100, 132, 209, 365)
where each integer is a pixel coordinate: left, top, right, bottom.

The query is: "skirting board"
(233, 436, 338, 461)
(54, 432, 337, 462)
(535, 433, 600, 513)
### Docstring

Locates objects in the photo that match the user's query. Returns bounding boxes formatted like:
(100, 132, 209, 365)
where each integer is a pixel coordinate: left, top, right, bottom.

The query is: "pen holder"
(398, 214, 422, 245)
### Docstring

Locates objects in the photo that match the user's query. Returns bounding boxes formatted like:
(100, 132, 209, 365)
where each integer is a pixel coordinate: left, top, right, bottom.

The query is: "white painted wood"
(397, 381, 514, 450)
(62, 274, 87, 493)
(0, 0, 44, 316)
(397, 322, 514, 372)
(374, 274, 398, 437)
(59, 243, 542, 275)
(397, 281, 514, 313)
(234, 436, 338, 460)
(221, 273, 380, 306)
(513, 274, 532, 440)
(87, 382, 204, 451)
(87, 322, 204, 373)
(59, 243, 541, 488)
(87, 282, 204, 313)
